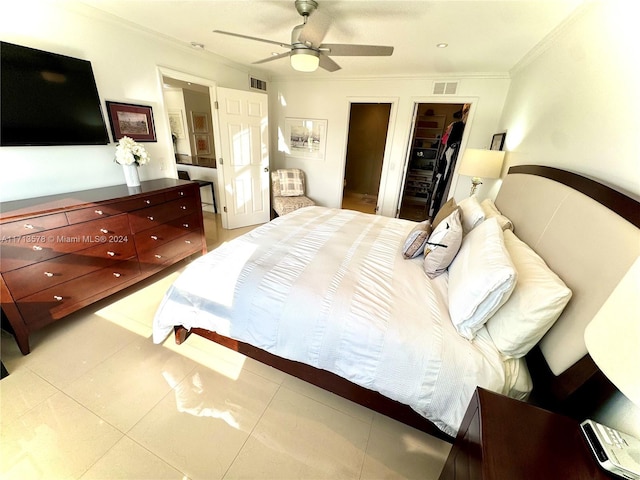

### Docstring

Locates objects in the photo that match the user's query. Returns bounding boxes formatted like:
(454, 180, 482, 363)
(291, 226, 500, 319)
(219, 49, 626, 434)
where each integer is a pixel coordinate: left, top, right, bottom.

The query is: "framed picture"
(284, 117, 328, 160)
(106, 101, 156, 142)
(194, 134, 211, 155)
(168, 110, 185, 139)
(491, 132, 506, 151)
(191, 112, 209, 133)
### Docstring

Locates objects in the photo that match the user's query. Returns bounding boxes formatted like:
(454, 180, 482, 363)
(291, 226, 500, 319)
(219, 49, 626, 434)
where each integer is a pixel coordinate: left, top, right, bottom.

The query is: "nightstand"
(438, 387, 613, 479)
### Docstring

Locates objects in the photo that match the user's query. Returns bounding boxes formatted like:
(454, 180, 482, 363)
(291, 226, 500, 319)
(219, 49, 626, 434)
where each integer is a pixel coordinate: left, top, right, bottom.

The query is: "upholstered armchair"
(271, 168, 315, 216)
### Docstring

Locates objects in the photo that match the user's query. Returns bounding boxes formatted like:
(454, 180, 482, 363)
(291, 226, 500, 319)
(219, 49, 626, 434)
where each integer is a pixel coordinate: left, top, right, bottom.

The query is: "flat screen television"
(0, 41, 110, 146)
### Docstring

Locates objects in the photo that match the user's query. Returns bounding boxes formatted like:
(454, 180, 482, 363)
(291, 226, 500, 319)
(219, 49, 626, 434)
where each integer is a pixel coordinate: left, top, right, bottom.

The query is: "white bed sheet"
(153, 206, 530, 436)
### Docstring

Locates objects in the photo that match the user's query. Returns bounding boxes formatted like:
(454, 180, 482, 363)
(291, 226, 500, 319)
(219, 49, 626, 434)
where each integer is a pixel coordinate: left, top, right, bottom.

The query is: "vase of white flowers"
(114, 136, 150, 187)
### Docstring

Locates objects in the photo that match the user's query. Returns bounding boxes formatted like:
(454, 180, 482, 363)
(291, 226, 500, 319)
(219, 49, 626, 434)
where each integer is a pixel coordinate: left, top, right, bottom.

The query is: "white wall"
(499, 0, 640, 436)
(269, 76, 511, 217)
(0, 2, 253, 202)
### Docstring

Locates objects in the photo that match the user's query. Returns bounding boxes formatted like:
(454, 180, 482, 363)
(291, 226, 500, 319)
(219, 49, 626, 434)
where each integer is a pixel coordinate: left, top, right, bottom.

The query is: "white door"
(216, 87, 270, 229)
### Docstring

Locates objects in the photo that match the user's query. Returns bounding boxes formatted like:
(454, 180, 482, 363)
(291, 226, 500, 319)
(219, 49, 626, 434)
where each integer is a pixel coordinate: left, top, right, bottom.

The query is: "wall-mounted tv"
(0, 41, 110, 146)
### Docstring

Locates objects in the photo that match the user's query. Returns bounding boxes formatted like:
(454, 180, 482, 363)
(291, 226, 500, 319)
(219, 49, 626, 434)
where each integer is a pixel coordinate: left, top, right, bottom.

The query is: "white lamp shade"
(584, 257, 640, 406)
(290, 49, 319, 72)
(458, 149, 505, 179)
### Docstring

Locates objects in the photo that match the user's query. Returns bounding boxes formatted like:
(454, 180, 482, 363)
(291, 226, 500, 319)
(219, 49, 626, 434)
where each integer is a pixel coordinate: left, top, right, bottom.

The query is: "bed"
(152, 165, 640, 441)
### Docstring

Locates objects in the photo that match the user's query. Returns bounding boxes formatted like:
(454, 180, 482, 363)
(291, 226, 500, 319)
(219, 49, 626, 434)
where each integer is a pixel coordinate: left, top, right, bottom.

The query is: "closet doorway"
(398, 102, 467, 221)
(341, 103, 391, 214)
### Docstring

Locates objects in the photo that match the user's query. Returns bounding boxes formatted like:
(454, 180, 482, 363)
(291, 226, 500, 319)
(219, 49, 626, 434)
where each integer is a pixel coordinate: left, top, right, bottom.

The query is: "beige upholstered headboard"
(495, 166, 640, 384)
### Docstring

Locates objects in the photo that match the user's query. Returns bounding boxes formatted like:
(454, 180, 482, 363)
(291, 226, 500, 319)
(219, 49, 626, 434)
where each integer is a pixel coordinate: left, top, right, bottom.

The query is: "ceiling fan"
(213, 0, 394, 72)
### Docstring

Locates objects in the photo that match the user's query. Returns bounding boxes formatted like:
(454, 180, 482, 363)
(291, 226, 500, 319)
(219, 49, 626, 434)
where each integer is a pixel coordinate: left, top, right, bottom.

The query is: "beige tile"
(360, 413, 451, 480)
(80, 436, 185, 479)
(0, 391, 122, 480)
(224, 386, 371, 479)
(128, 366, 278, 479)
(0, 369, 58, 429)
(16, 313, 140, 389)
(282, 374, 374, 424)
(64, 336, 196, 432)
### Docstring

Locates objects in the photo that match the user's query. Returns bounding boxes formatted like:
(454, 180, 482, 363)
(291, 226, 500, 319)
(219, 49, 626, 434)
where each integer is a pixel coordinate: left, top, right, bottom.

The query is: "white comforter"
(153, 206, 530, 436)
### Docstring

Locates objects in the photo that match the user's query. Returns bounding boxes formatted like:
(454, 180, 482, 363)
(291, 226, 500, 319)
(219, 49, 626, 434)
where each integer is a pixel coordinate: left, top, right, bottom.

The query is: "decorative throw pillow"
(432, 198, 457, 230)
(481, 198, 514, 232)
(278, 169, 305, 196)
(402, 220, 433, 259)
(457, 195, 485, 234)
(448, 217, 518, 340)
(485, 230, 572, 358)
(423, 209, 463, 278)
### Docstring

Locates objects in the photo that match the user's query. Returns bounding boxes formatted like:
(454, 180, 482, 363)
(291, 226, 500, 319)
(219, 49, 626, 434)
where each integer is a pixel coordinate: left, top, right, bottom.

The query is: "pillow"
(402, 220, 433, 259)
(432, 198, 457, 229)
(485, 230, 572, 358)
(457, 195, 485, 234)
(481, 198, 514, 232)
(448, 217, 518, 340)
(423, 209, 463, 278)
(278, 169, 305, 196)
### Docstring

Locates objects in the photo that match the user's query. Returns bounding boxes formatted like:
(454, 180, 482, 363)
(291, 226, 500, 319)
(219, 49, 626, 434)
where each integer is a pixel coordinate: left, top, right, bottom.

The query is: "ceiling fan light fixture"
(290, 49, 320, 72)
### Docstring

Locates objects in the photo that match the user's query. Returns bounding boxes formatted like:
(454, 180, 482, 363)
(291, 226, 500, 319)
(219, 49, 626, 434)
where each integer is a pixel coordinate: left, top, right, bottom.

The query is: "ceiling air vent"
(433, 81, 458, 95)
(250, 76, 267, 91)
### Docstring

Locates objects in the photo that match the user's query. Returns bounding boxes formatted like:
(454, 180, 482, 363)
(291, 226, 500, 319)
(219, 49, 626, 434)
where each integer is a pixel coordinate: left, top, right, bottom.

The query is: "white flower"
(114, 136, 150, 166)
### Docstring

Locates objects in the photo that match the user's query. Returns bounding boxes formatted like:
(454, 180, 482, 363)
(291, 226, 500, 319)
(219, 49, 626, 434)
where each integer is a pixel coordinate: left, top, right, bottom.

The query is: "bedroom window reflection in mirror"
(162, 76, 217, 169)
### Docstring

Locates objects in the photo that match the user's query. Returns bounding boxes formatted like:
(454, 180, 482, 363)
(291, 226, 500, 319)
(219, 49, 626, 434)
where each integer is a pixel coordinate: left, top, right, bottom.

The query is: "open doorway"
(341, 103, 391, 214)
(398, 102, 468, 221)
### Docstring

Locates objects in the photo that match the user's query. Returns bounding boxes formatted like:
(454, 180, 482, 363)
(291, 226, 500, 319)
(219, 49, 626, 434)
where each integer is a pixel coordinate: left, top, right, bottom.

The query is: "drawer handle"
(32, 245, 43, 251)
(44, 272, 54, 277)
(107, 251, 116, 257)
(183, 223, 189, 228)
(179, 191, 185, 196)
(180, 205, 187, 210)
(24, 223, 35, 229)
(147, 216, 154, 221)
(150, 235, 158, 240)
(145, 200, 151, 204)
(53, 295, 63, 301)
(185, 240, 192, 244)
(154, 254, 162, 259)
(113, 272, 121, 278)
(95, 209, 104, 215)
(100, 228, 109, 234)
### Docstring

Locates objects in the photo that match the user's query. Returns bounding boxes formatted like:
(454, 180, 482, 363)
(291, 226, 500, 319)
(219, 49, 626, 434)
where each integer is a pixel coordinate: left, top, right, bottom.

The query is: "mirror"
(162, 76, 217, 169)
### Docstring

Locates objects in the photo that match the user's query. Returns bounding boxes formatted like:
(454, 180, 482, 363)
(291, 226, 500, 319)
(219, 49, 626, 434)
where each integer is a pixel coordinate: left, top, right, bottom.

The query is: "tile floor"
(0, 211, 451, 480)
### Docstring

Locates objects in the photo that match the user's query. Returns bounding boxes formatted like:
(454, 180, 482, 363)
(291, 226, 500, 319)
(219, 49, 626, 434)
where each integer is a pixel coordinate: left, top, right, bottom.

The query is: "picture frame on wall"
(284, 117, 328, 160)
(191, 112, 209, 134)
(491, 132, 506, 151)
(168, 110, 185, 139)
(106, 101, 157, 142)
(194, 134, 211, 155)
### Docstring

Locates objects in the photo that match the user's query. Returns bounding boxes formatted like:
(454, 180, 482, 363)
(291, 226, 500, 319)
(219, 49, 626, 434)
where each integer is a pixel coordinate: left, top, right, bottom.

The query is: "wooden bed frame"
(173, 165, 640, 443)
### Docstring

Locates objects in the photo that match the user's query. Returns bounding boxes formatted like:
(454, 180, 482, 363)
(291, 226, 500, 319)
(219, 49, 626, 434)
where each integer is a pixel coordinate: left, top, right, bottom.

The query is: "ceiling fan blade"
(298, 9, 331, 47)
(319, 53, 341, 72)
(320, 44, 394, 57)
(213, 30, 291, 48)
(253, 51, 291, 65)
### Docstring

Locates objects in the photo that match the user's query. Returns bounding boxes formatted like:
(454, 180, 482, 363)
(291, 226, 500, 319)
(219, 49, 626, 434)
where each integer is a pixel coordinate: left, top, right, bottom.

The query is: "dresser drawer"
(0, 214, 131, 273)
(138, 232, 202, 270)
(3, 238, 137, 300)
(134, 212, 202, 254)
(165, 185, 196, 201)
(128, 197, 200, 234)
(65, 192, 169, 224)
(16, 258, 141, 327)
(0, 213, 68, 238)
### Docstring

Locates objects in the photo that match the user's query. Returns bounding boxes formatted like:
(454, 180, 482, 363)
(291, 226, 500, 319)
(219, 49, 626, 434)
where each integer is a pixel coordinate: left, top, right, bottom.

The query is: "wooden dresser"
(0, 179, 207, 354)
(438, 387, 612, 480)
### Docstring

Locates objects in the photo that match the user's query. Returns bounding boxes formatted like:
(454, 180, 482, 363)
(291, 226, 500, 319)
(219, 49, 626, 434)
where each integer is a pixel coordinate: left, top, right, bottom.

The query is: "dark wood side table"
(438, 387, 613, 480)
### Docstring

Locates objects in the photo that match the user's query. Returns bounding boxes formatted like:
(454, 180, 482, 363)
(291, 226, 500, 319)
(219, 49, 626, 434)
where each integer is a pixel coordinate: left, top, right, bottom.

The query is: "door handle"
(264, 167, 269, 172)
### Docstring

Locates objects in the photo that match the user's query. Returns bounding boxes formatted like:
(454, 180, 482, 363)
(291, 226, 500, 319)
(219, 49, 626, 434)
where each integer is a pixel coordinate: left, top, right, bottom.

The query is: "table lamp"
(457, 148, 505, 195)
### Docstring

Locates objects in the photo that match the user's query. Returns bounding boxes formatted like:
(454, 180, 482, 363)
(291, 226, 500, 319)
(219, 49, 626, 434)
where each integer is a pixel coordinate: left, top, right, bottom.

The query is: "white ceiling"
(82, 0, 585, 79)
